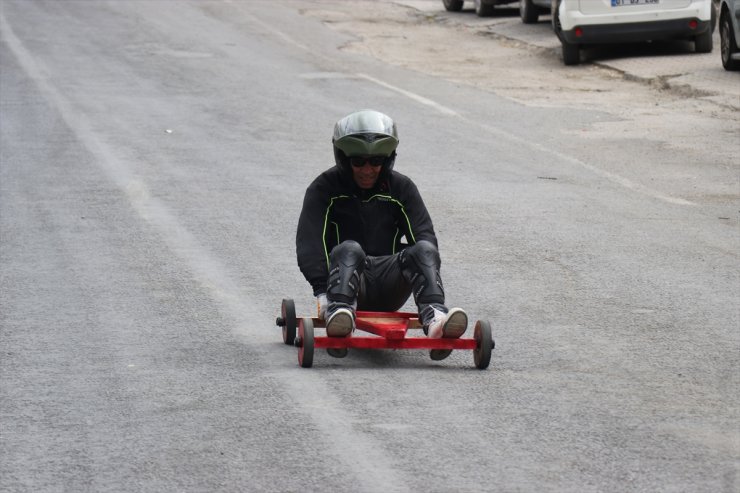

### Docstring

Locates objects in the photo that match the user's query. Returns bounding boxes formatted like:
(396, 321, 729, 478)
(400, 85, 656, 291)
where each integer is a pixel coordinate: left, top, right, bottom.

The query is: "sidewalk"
(397, 0, 740, 110)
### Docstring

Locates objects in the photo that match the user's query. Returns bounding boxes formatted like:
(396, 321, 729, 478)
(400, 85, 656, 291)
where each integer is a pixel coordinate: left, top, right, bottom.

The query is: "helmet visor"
(333, 110, 399, 157)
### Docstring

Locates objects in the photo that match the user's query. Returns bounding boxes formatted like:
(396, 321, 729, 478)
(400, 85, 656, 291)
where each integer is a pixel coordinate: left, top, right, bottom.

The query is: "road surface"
(1, 1, 738, 491)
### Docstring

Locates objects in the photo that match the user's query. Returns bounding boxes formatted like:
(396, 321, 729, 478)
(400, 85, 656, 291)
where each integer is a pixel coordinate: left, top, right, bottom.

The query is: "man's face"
(350, 156, 384, 189)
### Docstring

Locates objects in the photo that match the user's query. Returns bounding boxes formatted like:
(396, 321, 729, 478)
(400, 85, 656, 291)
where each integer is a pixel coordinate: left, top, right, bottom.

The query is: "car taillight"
(575, 27, 583, 37)
(688, 19, 698, 30)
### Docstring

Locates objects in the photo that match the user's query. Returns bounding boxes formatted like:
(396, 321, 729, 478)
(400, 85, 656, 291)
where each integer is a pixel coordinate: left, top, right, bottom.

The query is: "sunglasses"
(350, 156, 385, 168)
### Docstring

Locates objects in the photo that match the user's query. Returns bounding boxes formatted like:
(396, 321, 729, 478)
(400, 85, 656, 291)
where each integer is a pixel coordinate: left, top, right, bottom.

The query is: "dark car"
(719, 0, 740, 69)
(443, 0, 517, 17)
(519, 0, 551, 23)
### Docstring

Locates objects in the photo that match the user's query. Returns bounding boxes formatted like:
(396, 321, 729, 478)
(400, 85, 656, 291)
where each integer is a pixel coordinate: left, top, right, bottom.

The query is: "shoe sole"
(442, 309, 468, 338)
(326, 309, 353, 337)
(430, 309, 467, 361)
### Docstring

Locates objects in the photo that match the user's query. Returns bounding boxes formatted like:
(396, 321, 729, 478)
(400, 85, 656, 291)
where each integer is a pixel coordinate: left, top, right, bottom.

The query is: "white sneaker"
(427, 307, 468, 361)
(441, 308, 468, 338)
(426, 307, 468, 339)
(425, 307, 448, 339)
(325, 306, 354, 337)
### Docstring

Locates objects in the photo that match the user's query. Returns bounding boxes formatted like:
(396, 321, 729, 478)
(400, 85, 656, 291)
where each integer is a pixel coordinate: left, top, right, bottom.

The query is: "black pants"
(327, 240, 445, 313)
(358, 254, 412, 311)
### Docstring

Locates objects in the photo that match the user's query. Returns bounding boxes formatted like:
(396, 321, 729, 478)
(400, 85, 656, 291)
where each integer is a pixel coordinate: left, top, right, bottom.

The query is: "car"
(719, 0, 740, 69)
(442, 0, 517, 17)
(519, 0, 552, 23)
(552, 0, 716, 65)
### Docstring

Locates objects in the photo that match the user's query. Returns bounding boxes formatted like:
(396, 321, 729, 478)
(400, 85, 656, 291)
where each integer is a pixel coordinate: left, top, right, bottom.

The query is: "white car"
(552, 0, 716, 65)
(719, 0, 740, 69)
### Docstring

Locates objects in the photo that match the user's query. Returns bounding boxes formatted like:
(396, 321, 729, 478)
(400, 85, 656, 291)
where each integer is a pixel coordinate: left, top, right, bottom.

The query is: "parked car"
(719, 0, 740, 69)
(519, 0, 551, 23)
(552, 0, 716, 65)
(442, 0, 517, 17)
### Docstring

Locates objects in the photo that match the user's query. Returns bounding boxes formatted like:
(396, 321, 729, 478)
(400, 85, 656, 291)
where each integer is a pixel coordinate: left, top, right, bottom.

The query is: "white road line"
(239, 8, 315, 55)
(235, 3, 696, 206)
(1, 11, 410, 493)
(354, 75, 696, 207)
(468, 120, 698, 207)
(357, 73, 460, 116)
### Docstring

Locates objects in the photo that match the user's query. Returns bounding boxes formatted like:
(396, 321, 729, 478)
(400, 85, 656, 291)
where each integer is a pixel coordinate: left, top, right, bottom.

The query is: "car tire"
(695, 28, 713, 53)
(720, 10, 740, 70)
(552, 0, 565, 42)
(561, 40, 580, 65)
(520, 0, 539, 24)
(552, 1, 579, 65)
(443, 0, 464, 12)
(474, 0, 496, 17)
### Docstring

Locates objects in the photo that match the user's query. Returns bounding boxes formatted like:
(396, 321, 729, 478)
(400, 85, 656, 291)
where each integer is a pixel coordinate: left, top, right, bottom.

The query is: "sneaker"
(425, 307, 467, 361)
(424, 306, 467, 339)
(325, 304, 355, 337)
(421, 304, 444, 337)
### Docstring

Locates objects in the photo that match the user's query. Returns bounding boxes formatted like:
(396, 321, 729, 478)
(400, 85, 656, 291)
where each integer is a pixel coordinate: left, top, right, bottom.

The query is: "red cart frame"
(276, 299, 493, 369)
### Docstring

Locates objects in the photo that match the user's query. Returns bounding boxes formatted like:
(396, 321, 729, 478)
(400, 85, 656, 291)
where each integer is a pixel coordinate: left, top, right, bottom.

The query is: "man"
(296, 109, 467, 360)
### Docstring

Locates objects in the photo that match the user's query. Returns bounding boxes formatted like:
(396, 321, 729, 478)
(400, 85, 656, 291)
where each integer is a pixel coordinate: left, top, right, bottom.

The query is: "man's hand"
(316, 293, 328, 320)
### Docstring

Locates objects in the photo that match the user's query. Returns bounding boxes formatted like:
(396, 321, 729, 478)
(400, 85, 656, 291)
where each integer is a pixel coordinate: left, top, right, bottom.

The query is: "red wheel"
(297, 318, 314, 368)
(473, 320, 493, 369)
(280, 299, 296, 345)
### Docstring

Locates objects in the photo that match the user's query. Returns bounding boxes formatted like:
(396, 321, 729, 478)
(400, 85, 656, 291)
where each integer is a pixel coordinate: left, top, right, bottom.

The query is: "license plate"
(611, 0, 660, 6)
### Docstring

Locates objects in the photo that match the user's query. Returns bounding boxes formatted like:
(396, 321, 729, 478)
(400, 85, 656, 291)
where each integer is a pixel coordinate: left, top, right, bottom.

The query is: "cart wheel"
(280, 298, 297, 345)
(473, 320, 493, 370)
(297, 318, 314, 368)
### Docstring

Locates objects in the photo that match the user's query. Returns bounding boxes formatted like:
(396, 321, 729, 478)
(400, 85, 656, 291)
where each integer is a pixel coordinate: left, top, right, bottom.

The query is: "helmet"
(332, 110, 399, 176)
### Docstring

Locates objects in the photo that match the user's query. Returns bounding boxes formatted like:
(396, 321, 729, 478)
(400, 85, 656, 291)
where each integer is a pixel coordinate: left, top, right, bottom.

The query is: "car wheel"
(520, 0, 539, 24)
(552, 1, 579, 65)
(474, 0, 496, 17)
(561, 40, 580, 65)
(720, 11, 740, 70)
(552, 0, 565, 41)
(695, 28, 713, 53)
(442, 0, 464, 12)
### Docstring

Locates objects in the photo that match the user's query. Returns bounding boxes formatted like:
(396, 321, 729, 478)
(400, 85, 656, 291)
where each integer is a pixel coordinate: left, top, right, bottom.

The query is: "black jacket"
(296, 166, 437, 295)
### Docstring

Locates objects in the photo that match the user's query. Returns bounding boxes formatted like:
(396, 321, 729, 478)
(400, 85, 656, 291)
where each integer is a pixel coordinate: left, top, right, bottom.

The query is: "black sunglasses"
(350, 156, 385, 168)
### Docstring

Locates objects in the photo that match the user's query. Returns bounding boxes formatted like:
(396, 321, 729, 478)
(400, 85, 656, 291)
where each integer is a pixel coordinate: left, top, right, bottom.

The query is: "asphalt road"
(1, 1, 738, 492)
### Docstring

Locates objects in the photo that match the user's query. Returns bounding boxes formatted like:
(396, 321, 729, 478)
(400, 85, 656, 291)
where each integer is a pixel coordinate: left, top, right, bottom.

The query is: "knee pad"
(327, 241, 366, 303)
(399, 240, 444, 305)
